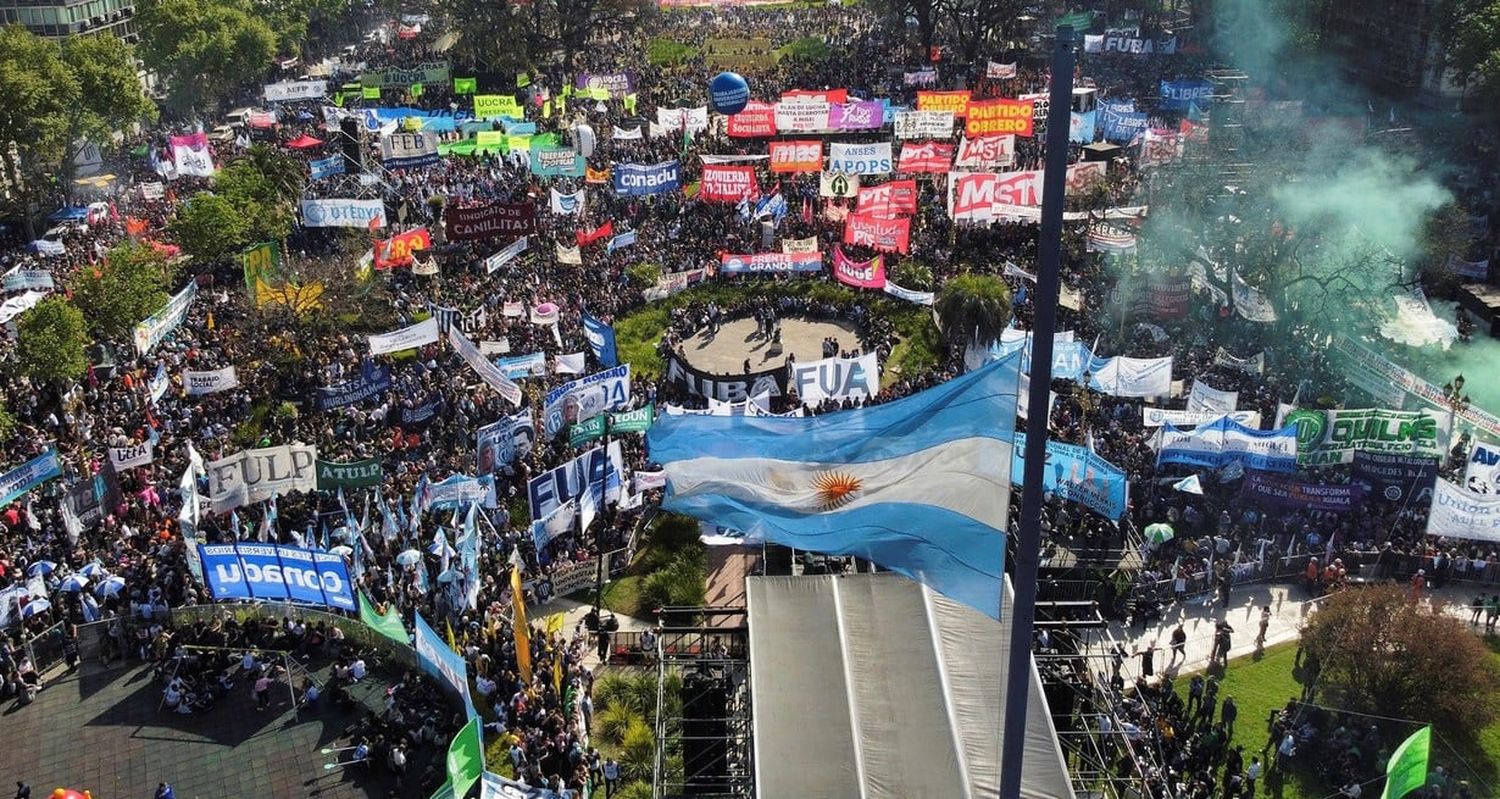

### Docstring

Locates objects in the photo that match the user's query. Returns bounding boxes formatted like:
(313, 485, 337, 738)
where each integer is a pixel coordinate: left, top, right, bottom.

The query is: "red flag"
(576, 219, 614, 247)
(801, 196, 813, 225)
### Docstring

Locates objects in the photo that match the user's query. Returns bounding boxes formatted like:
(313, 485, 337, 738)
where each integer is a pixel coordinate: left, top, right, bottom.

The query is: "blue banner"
(1158, 418, 1299, 474)
(314, 361, 392, 410)
(365, 106, 472, 132)
(1011, 433, 1128, 520)
(581, 311, 619, 367)
(1159, 79, 1213, 112)
(528, 446, 616, 521)
(1069, 110, 1098, 144)
(309, 155, 345, 180)
(197, 543, 356, 611)
(613, 161, 681, 196)
(423, 473, 497, 510)
(1101, 107, 1149, 143)
(414, 610, 478, 719)
(502, 119, 537, 135)
(0, 449, 62, 507)
(495, 352, 547, 379)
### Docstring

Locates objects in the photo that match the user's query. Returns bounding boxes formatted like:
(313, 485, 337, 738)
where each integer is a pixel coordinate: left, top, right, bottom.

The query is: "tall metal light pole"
(999, 24, 1076, 799)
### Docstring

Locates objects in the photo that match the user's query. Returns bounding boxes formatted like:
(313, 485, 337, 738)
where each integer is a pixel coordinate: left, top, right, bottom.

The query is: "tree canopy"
(136, 0, 277, 112)
(1438, 0, 1500, 107)
(15, 297, 90, 384)
(935, 273, 1013, 346)
(72, 243, 171, 340)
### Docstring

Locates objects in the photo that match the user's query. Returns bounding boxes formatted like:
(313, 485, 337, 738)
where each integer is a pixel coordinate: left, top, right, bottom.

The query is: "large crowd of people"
(0, 2, 1497, 797)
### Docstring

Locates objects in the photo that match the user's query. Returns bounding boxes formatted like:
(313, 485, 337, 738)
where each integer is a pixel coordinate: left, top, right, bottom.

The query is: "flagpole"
(999, 25, 1076, 799)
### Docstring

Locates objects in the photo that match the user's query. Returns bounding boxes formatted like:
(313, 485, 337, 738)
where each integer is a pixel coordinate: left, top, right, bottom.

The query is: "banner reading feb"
(916, 90, 971, 118)
(966, 99, 1035, 137)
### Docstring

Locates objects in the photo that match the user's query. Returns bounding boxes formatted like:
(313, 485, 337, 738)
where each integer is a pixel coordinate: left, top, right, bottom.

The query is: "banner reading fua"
(1285, 408, 1448, 466)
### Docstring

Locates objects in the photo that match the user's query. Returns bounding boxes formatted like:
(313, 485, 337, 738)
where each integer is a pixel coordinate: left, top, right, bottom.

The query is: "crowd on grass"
(0, 2, 1496, 797)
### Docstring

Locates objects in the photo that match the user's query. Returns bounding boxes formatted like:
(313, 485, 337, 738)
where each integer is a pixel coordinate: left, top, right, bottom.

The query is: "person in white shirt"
(350, 658, 367, 681)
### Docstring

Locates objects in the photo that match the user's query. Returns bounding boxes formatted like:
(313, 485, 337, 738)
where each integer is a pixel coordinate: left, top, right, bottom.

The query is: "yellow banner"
(474, 94, 523, 119)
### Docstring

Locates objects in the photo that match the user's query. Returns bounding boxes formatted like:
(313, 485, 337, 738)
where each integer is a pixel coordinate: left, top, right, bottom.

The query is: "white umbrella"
(395, 549, 422, 566)
(58, 574, 90, 593)
(21, 598, 51, 618)
(26, 560, 57, 577)
(329, 545, 354, 557)
(95, 576, 127, 597)
(78, 562, 108, 578)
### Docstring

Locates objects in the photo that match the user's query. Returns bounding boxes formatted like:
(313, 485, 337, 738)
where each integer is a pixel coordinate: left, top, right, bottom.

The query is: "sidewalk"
(1096, 581, 1475, 681)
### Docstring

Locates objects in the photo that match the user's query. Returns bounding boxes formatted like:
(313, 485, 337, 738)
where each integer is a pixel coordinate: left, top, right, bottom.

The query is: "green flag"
(410, 82, 424, 98)
(609, 403, 654, 434)
(453, 76, 477, 95)
(624, 92, 637, 115)
(1056, 10, 1094, 30)
(445, 717, 484, 798)
(363, 85, 381, 100)
(333, 92, 345, 108)
(358, 590, 410, 646)
(1381, 726, 1431, 799)
(516, 71, 531, 88)
(570, 415, 606, 447)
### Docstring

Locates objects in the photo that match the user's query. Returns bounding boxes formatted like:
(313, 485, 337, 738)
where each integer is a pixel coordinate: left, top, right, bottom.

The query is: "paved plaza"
(679, 315, 861, 373)
(2, 655, 433, 799)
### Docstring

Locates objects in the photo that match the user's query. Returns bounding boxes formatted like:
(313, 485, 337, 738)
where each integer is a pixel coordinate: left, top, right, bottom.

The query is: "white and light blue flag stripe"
(647, 354, 1022, 619)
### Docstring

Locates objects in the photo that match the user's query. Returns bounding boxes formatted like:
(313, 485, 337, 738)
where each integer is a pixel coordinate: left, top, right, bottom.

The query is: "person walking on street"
(1255, 606, 1271, 651)
(1169, 623, 1186, 667)
(1186, 674, 1204, 716)
(1222, 696, 1238, 736)
(603, 757, 620, 798)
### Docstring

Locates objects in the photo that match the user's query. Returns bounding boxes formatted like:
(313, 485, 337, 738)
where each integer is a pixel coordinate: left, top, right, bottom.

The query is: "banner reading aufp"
(207, 444, 319, 513)
(198, 543, 355, 611)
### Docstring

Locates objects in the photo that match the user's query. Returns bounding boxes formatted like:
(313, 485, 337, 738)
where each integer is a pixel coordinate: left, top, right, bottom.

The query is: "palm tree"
(226, 143, 304, 203)
(935, 273, 1013, 346)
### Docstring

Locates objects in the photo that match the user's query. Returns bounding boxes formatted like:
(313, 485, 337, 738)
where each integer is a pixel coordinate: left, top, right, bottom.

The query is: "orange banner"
(769, 139, 823, 173)
(966, 99, 1035, 137)
(374, 227, 432, 269)
(916, 90, 971, 118)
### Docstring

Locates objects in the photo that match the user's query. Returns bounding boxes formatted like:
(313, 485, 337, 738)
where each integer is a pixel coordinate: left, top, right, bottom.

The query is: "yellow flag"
(206, 311, 215, 331)
(511, 563, 532, 685)
(446, 619, 458, 651)
(544, 612, 566, 638)
(624, 93, 638, 115)
(552, 655, 563, 696)
(542, 100, 552, 119)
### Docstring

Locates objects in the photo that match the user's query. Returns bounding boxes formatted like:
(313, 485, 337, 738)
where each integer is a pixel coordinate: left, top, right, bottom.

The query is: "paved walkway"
(3, 653, 431, 798)
(681, 315, 859, 372)
(1097, 581, 1475, 681)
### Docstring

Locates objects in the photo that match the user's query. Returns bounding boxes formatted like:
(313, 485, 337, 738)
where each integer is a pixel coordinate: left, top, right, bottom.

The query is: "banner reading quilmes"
(199, 543, 355, 611)
(315, 458, 383, 491)
(1284, 408, 1448, 467)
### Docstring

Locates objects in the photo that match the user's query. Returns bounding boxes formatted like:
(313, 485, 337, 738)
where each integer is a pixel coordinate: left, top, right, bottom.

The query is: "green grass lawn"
(1176, 641, 1500, 799)
(601, 574, 646, 618)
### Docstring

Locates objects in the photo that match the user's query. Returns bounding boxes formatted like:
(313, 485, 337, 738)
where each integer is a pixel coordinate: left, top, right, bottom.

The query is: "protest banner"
(893, 111, 955, 139)
(300, 199, 387, 229)
(843, 213, 910, 254)
(1241, 470, 1364, 512)
(134, 281, 198, 356)
(369, 317, 439, 355)
(855, 180, 917, 217)
(828, 101, 884, 131)
(445, 202, 536, 241)
(726, 102, 778, 137)
(108, 442, 154, 470)
(790, 353, 880, 403)
(1427, 479, 1500, 541)
(719, 252, 823, 273)
(832, 247, 886, 289)
(700, 165, 759, 202)
(898, 141, 954, 173)
(1284, 408, 1449, 466)
(827, 142, 893, 175)
(819, 171, 859, 198)
(769, 140, 823, 173)
(185, 367, 238, 396)
(965, 99, 1035, 137)
(199, 544, 355, 611)
(207, 444, 319, 513)
(665, 352, 787, 402)
(612, 161, 681, 196)
(361, 62, 450, 88)
(315, 458, 383, 490)
(916, 90, 971, 117)
(473, 94, 523, 119)
(315, 362, 392, 410)
(773, 99, 831, 133)
(374, 228, 431, 269)
(379, 131, 440, 168)
(1010, 432, 1129, 520)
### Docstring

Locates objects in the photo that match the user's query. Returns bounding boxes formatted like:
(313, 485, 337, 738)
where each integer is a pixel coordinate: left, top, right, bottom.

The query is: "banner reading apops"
(827, 142, 893, 175)
(315, 458, 383, 490)
(1284, 408, 1448, 467)
(198, 543, 356, 611)
(966, 99, 1035, 137)
(207, 444, 319, 513)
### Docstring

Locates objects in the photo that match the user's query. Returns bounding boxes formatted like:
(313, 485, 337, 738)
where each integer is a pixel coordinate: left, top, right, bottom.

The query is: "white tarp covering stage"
(747, 573, 1075, 799)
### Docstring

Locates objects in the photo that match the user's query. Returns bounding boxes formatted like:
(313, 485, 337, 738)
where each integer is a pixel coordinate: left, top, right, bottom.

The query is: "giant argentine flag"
(648, 353, 1021, 619)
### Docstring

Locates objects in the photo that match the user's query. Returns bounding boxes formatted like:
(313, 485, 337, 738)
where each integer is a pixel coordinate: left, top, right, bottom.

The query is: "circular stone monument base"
(680, 315, 861, 373)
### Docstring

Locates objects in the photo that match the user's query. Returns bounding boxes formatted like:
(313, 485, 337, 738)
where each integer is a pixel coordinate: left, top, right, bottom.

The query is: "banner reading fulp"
(198, 543, 356, 611)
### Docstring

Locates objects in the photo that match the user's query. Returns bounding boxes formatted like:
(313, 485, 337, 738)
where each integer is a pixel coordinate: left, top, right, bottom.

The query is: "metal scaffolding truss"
(650, 609, 753, 799)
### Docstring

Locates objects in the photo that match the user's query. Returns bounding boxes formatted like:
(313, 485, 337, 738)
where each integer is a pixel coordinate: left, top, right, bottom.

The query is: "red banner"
(897, 141, 953, 173)
(375, 227, 432, 269)
(843, 213, 910, 254)
(833, 246, 886, 288)
(726, 102, 778, 138)
(576, 219, 614, 246)
(699, 165, 760, 202)
(769, 140, 823, 173)
(782, 88, 848, 105)
(916, 90, 971, 118)
(965, 99, 1035, 137)
(856, 180, 917, 218)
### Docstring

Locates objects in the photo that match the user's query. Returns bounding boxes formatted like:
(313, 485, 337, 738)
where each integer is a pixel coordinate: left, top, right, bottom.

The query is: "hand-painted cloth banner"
(789, 352, 880, 403)
(109, 442, 154, 470)
(1426, 479, 1500, 541)
(207, 444, 319, 513)
(199, 543, 355, 611)
(700, 165, 760, 202)
(894, 111, 956, 140)
(1241, 470, 1364, 512)
(134, 281, 198, 356)
(369, 317, 439, 355)
(315, 458, 383, 490)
